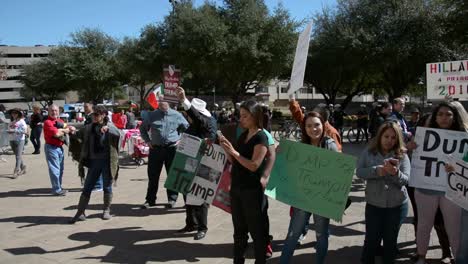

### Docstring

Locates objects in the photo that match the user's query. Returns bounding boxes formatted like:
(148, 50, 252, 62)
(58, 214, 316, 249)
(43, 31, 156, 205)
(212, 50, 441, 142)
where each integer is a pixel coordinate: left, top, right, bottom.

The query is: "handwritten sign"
(426, 60, 468, 100)
(265, 139, 355, 221)
(288, 21, 313, 95)
(409, 127, 468, 191)
(446, 156, 468, 210)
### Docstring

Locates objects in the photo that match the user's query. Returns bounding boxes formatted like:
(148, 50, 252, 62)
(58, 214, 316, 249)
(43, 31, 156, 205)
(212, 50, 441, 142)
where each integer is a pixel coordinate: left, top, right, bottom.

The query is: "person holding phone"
(219, 100, 269, 264)
(356, 121, 410, 264)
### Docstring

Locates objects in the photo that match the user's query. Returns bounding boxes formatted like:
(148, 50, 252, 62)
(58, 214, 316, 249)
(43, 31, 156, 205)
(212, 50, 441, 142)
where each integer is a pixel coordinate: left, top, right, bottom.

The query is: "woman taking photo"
(280, 111, 339, 264)
(410, 102, 465, 264)
(7, 108, 27, 178)
(219, 100, 269, 264)
(357, 121, 410, 264)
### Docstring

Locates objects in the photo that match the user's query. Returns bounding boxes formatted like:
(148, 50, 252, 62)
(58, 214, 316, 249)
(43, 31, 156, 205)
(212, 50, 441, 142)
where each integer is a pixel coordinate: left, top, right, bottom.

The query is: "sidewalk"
(0, 142, 446, 263)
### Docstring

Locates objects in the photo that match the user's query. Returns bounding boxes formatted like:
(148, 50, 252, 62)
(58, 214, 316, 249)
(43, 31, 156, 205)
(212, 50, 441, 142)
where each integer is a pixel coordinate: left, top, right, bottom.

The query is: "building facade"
(0, 45, 66, 110)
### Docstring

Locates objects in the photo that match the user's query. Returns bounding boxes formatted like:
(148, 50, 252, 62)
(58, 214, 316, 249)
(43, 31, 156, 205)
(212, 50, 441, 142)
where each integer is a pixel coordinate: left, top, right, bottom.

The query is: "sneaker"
(140, 202, 155, 209)
(265, 242, 273, 258)
(92, 187, 103, 192)
(165, 201, 176, 209)
(53, 190, 68, 196)
(297, 234, 306, 245)
(176, 226, 196, 233)
(440, 257, 452, 264)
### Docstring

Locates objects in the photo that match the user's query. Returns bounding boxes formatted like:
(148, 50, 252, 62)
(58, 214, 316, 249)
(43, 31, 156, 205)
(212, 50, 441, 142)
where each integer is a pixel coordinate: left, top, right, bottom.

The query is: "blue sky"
(1, 0, 336, 46)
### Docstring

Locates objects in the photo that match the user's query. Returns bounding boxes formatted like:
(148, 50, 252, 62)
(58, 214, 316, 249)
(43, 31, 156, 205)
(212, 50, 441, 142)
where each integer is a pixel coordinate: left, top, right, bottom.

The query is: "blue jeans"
(457, 209, 468, 264)
(45, 144, 64, 194)
(82, 159, 112, 197)
(10, 140, 24, 172)
(280, 208, 330, 264)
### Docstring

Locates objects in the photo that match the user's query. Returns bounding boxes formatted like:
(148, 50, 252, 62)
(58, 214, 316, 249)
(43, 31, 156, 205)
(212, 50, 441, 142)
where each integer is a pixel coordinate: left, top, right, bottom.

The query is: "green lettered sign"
(265, 139, 356, 221)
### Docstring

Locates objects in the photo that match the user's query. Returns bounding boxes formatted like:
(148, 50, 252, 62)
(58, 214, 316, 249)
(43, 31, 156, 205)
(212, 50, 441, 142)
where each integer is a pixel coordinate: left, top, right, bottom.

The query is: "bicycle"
(346, 126, 368, 144)
(273, 120, 301, 141)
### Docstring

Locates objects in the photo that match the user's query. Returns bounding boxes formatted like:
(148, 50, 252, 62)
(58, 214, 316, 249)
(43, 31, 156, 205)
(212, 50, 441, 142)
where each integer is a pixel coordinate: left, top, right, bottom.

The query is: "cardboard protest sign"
(288, 21, 313, 95)
(164, 134, 203, 194)
(445, 157, 468, 210)
(409, 127, 468, 191)
(426, 60, 468, 100)
(165, 134, 228, 204)
(265, 139, 355, 221)
(162, 65, 181, 103)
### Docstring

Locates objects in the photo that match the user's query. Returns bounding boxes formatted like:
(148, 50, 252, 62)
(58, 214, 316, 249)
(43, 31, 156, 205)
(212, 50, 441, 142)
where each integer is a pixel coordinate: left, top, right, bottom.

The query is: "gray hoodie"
(356, 148, 410, 208)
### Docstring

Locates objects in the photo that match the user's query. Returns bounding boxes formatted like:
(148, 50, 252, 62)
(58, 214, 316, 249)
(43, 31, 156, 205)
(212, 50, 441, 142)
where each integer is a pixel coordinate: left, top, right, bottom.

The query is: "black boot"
(102, 193, 113, 220)
(69, 195, 90, 224)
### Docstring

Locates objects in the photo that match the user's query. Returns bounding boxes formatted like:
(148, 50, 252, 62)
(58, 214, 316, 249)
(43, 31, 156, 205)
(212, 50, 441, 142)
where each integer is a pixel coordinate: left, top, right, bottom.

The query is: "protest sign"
(163, 65, 181, 103)
(446, 156, 468, 210)
(288, 21, 313, 95)
(212, 163, 232, 213)
(265, 139, 355, 221)
(409, 127, 468, 191)
(165, 134, 228, 204)
(164, 134, 203, 194)
(426, 60, 468, 100)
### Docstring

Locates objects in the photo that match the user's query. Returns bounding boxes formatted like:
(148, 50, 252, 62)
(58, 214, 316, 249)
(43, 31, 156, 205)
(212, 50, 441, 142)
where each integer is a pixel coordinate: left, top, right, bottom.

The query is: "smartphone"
(388, 158, 399, 166)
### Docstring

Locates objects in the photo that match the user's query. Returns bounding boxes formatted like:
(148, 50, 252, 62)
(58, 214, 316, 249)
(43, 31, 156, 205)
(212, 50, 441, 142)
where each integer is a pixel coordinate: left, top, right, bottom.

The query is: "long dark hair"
(240, 100, 263, 129)
(428, 102, 464, 131)
(301, 111, 325, 145)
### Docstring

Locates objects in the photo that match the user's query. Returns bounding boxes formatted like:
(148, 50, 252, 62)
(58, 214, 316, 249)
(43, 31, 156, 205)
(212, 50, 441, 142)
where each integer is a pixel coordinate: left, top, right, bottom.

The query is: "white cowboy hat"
(191, 98, 211, 117)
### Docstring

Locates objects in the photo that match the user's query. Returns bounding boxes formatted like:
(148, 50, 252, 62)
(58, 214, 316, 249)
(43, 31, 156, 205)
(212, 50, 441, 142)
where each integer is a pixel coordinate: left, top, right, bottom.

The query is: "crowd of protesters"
(0, 92, 467, 264)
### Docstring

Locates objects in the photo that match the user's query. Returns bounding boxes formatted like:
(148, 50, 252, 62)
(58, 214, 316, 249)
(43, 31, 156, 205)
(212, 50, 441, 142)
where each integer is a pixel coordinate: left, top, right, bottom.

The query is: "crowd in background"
(0, 96, 467, 264)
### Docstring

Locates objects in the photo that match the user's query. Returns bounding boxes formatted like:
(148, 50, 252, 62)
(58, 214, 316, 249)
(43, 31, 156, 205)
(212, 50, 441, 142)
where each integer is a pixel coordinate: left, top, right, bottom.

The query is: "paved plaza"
(0, 142, 447, 263)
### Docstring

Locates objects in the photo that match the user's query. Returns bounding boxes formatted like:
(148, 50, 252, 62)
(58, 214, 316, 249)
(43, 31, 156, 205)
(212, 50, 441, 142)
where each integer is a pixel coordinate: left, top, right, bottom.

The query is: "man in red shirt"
(43, 104, 74, 196)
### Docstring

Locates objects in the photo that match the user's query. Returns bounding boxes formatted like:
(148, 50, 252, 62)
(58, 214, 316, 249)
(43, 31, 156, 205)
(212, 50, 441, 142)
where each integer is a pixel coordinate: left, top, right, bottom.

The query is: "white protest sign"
(426, 60, 468, 100)
(409, 127, 468, 191)
(177, 133, 203, 158)
(288, 21, 313, 95)
(186, 143, 227, 205)
(446, 156, 468, 210)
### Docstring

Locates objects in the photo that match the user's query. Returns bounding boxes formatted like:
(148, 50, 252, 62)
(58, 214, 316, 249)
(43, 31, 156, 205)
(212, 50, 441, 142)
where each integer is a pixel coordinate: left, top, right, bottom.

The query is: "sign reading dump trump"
(409, 127, 468, 191)
(446, 156, 468, 211)
(265, 140, 355, 221)
(426, 60, 468, 100)
(165, 134, 228, 205)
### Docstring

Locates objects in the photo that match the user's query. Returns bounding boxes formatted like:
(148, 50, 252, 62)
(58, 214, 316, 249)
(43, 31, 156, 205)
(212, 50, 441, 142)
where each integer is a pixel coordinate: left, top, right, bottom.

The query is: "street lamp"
(212, 87, 216, 106)
(418, 78, 425, 109)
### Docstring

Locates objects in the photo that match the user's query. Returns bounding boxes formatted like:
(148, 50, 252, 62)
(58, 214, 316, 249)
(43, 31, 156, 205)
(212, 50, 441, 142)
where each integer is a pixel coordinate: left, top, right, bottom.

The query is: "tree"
(19, 49, 71, 106)
(117, 24, 167, 108)
(164, 0, 298, 103)
(339, 0, 452, 99)
(61, 28, 121, 103)
(304, 7, 378, 109)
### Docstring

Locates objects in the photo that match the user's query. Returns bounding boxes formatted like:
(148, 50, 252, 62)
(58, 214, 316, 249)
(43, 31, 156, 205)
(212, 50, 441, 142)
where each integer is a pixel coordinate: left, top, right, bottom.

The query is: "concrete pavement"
(0, 142, 448, 263)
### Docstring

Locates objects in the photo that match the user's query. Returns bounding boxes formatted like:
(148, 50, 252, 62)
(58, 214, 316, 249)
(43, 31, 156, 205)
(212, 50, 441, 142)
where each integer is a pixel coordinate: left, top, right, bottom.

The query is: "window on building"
(280, 87, 288, 93)
(33, 53, 48, 57)
(6, 54, 31, 58)
(256, 87, 268, 93)
(299, 87, 313, 94)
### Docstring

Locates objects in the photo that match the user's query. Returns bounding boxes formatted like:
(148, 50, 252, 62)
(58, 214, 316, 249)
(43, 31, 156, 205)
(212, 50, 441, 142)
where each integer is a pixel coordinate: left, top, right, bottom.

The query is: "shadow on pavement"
(0, 188, 82, 198)
(62, 203, 185, 218)
(5, 227, 233, 263)
(0, 215, 71, 228)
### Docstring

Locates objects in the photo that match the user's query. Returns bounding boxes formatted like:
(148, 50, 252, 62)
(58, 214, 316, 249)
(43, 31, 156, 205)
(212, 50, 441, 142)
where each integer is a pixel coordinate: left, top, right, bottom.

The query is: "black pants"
(407, 186, 451, 257)
(362, 203, 404, 264)
(183, 199, 208, 232)
(231, 187, 267, 264)
(145, 146, 178, 204)
(30, 126, 42, 152)
(263, 195, 272, 243)
(357, 126, 369, 142)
